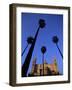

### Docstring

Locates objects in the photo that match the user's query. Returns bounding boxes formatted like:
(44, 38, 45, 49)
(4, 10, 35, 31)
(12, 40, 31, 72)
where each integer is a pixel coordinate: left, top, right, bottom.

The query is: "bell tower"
(31, 57, 37, 73)
(54, 59, 58, 73)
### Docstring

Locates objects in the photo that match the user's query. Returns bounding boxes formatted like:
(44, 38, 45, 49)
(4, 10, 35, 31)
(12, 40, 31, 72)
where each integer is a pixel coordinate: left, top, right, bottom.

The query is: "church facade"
(28, 58, 60, 76)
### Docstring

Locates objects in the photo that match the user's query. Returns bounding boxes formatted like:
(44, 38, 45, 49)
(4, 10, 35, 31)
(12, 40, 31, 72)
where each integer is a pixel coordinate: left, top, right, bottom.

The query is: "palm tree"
(52, 36, 63, 58)
(41, 46, 46, 76)
(39, 19, 46, 28)
(21, 36, 34, 56)
(22, 19, 46, 77)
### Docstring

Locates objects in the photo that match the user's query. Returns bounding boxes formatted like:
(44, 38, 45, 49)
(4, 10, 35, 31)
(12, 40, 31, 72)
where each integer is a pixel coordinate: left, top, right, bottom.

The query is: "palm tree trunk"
(22, 27, 40, 77)
(43, 54, 44, 76)
(56, 43, 63, 59)
(21, 44, 28, 56)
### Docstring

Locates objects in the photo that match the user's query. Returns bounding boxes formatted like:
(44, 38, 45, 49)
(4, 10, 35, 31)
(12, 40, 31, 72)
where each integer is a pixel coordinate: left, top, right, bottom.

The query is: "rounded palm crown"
(27, 37, 34, 44)
(39, 19, 46, 28)
(52, 36, 59, 44)
(41, 46, 46, 54)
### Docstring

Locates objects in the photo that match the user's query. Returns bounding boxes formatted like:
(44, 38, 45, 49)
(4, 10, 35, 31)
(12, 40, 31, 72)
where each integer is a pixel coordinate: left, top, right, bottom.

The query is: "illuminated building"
(28, 58, 60, 76)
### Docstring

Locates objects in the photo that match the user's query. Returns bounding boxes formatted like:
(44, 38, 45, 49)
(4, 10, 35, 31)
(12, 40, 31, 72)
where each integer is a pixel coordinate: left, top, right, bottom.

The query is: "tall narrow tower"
(53, 59, 58, 73)
(31, 58, 37, 73)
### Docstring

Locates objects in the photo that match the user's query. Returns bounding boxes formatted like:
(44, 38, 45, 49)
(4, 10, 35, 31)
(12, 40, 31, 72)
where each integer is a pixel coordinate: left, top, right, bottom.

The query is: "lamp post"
(22, 19, 46, 77)
(52, 36, 63, 59)
(41, 46, 46, 76)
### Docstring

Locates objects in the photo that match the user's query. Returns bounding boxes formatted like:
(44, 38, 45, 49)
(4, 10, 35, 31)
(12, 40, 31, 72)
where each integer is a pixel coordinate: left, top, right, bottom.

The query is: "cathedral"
(28, 58, 60, 76)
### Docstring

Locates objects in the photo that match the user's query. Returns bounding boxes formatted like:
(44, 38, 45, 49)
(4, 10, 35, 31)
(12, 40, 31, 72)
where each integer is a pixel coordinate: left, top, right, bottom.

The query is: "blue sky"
(21, 12, 63, 75)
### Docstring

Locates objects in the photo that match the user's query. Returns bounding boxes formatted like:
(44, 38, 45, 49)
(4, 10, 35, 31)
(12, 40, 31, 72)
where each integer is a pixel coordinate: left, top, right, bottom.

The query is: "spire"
(54, 58, 57, 66)
(32, 57, 37, 65)
(53, 58, 58, 73)
(31, 57, 37, 74)
(44, 60, 47, 64)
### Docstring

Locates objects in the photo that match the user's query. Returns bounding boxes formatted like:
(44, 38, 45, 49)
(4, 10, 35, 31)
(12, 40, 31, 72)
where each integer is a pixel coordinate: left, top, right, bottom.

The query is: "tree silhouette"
(39, 19, 46, 28)
(22, 19, 46, 77)
(21, 36, 34, 56)
(41, 46, 46, 54)
(52, 36, 63, 58)
(41, 46, 46, 76)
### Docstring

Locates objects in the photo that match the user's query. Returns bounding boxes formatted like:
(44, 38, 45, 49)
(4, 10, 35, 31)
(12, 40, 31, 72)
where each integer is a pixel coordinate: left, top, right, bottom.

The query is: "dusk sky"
(21, 12, 63, 75)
